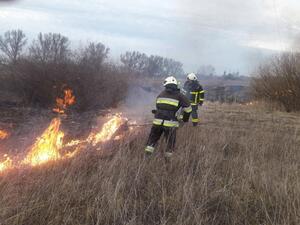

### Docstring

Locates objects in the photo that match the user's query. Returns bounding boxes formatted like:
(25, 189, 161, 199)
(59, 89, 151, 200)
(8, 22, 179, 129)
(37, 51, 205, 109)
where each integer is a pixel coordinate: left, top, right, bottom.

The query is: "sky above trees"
(1, 0, 300, 75)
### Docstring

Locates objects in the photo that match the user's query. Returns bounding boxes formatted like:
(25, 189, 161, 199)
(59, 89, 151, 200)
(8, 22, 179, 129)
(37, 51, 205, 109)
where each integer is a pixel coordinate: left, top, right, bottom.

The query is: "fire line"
(0, 88, 135, 174)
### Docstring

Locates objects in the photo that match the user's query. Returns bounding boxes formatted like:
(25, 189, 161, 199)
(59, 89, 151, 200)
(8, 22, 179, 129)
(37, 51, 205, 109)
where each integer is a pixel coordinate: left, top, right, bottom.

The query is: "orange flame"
(53, 89, 76, 114)
(88, 114, 126, 146)
(0, 113, 129, 173)
(0, 84, 132, 173)
(21, 115, 126, 166)
(22, 118, 64, 166)
(0, 154, 13, 172)
(64, 114, 128, 148)
(0, 130, 9, 140)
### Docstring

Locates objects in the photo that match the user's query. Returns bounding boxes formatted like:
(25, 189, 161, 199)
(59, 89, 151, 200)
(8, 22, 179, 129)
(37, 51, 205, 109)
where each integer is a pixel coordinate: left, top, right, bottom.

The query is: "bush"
(251, 53, 300, 112)
(0, 31, 129, 112)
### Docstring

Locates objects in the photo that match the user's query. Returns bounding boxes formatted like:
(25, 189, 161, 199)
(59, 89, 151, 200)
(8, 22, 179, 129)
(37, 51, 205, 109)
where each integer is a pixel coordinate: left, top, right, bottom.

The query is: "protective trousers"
(145, 125, 177, 156)
(191, 105, 199, 126)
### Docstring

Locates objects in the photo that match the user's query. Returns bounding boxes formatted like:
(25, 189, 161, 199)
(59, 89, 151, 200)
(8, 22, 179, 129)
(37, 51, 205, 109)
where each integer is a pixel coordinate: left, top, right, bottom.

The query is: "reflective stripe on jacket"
(183, 80, 205, 105)
(154, 87, 191, 123)
(153, 119, 179, 128)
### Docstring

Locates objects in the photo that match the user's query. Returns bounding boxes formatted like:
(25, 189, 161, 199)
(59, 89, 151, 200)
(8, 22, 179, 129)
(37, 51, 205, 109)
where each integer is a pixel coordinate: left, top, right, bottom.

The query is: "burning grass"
(0, 113, 129, 172)
(88, 113, 128, 146)
(0, 155, 12, 172)
(53, 89, 76, 114)
(0, 103, 299, 225)
(22, 118, 64, 166)
(0, 130, 9, 140)
(0, 88, 133, 172)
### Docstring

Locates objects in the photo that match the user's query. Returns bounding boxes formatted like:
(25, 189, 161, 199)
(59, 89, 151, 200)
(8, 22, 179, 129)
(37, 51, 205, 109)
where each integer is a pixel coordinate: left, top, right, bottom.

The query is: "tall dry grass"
(0, 103, 299, 225)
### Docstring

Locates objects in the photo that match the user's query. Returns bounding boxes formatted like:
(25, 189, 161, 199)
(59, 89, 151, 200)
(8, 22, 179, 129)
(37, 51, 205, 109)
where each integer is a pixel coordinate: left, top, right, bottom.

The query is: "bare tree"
(0, 29, 27, 64)
(197, 65, 216, 76)
(162, 57, 184, 77)
(147, 55, 163, 77)
(120, 51, 149, 74)
(147, 56, 184, 77)
(121, 51, 184, 77)
(252, 53, 300, 112)
(29, 33, 70, 64)
(79, 42, 109, 72)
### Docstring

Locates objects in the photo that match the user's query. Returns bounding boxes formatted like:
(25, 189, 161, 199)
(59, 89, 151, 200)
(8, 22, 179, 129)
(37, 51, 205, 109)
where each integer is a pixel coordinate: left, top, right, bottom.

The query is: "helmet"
(187, 73, 197, 81)
(163, 76, 178, 87)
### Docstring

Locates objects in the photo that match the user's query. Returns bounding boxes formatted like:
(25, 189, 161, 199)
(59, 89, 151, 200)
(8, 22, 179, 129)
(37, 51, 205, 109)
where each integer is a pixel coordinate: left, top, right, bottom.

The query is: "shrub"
(251, 53, 300, 112)
(0, 31, 129, 112)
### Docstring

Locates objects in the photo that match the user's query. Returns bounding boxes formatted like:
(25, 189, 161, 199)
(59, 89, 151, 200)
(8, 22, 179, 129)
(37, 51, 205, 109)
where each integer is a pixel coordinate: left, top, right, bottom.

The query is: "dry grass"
(0, 103, 299, 225)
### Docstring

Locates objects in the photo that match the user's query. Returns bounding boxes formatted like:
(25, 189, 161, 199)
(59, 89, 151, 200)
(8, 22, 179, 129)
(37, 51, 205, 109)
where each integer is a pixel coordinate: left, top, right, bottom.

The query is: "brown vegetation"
(0, 103, 299, 225)
(251, 52, 300, 112)
(0, 30, 129, 112)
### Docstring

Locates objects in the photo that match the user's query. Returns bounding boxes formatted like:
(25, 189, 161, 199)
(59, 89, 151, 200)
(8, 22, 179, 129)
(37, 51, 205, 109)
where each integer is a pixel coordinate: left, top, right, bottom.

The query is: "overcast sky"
(1, 0, 300, 74)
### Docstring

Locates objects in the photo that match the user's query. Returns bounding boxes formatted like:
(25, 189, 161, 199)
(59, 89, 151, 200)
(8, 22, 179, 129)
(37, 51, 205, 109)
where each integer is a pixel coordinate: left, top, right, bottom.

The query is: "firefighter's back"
(155, 88, 184, 121)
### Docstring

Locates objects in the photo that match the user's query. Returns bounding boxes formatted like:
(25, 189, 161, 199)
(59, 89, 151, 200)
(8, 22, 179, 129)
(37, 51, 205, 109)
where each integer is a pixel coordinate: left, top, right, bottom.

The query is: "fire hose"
(128, 123, 152, 127)
(126, 109, 185, 127)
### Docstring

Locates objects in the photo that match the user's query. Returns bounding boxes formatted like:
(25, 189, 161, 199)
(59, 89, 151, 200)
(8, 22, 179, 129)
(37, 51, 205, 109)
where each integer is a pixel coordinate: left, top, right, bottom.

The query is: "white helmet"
(187, 73, 197, 81)
(163, 76, 178, 87)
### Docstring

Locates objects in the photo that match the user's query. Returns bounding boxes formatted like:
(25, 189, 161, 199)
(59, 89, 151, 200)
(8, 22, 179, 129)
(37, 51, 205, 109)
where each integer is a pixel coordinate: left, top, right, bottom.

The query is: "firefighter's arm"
(199, 85, 205, 106)
(179, 93, 192, 122)
(182, 82, 188, 95)
(151, 96, 159, 114)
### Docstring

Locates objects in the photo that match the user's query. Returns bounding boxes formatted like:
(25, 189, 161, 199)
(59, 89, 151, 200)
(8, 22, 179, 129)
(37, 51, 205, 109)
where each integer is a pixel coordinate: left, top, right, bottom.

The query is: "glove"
(177, 114, 183, 121)
(151, 109, 157, 114)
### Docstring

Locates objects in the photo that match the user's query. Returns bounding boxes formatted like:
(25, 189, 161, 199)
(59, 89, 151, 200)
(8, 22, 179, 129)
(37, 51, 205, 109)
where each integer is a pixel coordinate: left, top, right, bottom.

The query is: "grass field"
(0, 103, 299, 225)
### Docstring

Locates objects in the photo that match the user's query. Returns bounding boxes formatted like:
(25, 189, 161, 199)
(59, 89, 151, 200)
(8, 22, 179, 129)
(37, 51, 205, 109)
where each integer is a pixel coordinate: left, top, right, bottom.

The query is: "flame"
(88, 114, 126, 146)
(53, 89, 76, 114)
(0, 113, 130, 173)
(0, 85, 132, 173)
(0, 130, 9, 140)
(21, 114, 126, 166)
(114, 135, 122, 140)
(65, 139, 82, 147)
(22, 118, 64, 166)
(0, 154, 13, 172)
(64, 114, 128, 148)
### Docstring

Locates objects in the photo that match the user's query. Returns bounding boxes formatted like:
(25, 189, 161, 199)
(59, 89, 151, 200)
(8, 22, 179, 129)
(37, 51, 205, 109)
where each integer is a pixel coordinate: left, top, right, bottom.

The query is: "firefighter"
(145, 76, 192, 158)
(183, 73, 205, 126)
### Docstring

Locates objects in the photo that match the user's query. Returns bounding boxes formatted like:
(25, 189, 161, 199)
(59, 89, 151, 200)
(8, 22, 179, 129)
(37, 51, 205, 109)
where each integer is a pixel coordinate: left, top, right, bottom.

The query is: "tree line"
(121, 51, 184, 77)
(0, 29, 185, 111)
(0, 30, 119, 111)
(0, 30, 184, 77)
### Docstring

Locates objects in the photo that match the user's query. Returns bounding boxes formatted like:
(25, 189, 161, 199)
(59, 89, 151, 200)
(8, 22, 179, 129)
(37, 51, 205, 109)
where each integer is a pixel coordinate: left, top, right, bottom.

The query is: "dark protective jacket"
(153, 85, 192, 127)
(183, 80, 205, 105)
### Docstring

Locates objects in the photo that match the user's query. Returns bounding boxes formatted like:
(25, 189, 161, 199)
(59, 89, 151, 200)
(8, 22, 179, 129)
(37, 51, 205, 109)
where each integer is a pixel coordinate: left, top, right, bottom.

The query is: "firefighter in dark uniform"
(145, 76, 192, 158)
(183, 73, 205, 126)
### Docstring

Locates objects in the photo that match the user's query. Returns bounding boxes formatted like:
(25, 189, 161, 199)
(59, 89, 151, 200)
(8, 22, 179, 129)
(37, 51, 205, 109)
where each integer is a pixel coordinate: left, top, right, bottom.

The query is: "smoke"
(117, 83, 160, 124)
(173, 0, 291, 75)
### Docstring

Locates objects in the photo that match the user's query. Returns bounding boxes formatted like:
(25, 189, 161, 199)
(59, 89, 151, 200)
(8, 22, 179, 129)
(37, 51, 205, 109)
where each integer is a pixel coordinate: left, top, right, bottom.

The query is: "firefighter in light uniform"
(145, 76, 192, 158)
(183, 73, 205, 126)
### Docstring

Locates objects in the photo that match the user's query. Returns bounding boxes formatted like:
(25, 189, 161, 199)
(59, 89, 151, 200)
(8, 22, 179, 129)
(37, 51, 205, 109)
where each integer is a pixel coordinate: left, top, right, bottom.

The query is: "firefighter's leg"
(191, 105, 199, 126)
(145, 125, 163, 155)
(164, 127, 177, 158)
